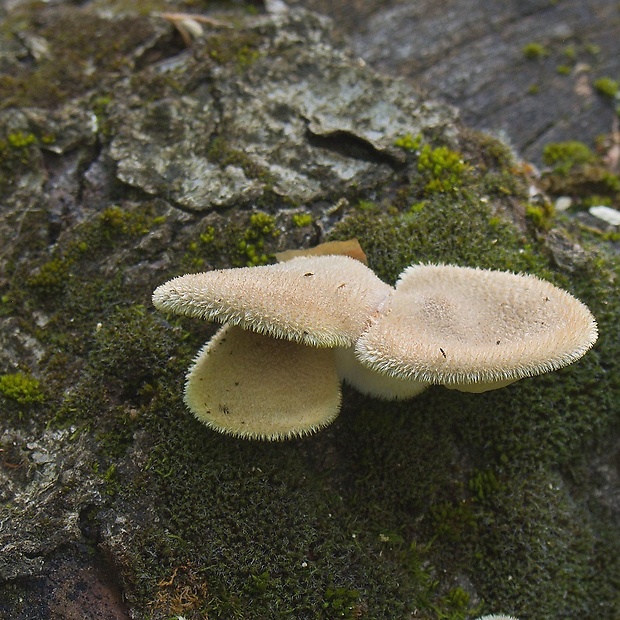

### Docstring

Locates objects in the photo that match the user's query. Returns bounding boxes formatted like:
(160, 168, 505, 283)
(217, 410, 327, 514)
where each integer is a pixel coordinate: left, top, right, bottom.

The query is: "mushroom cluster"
(152, 249, 597, 440)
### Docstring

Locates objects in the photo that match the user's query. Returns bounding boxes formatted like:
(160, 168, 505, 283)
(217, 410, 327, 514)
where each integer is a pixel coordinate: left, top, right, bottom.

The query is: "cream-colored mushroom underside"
(185, 324, 342, 440)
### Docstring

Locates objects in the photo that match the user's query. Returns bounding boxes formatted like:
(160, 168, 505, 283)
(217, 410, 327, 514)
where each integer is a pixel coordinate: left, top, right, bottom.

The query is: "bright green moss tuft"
(417, 143, 470, 194)
(291, 213, 313, 228)
(0, 372, 44, 405)
(394, 133, 422, 152)
(99, 205, 152, 238)
(593, 77, 619, 98)
(7, 131, 37, 148)
(522, 42, 549, 60)
(235, 212, 280, 266)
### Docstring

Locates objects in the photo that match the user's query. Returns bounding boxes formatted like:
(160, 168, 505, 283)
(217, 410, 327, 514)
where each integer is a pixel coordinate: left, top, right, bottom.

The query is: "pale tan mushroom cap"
(153, 255, 393, 347)
(185, 325, 342, 440)
(356, 264, 598, 389)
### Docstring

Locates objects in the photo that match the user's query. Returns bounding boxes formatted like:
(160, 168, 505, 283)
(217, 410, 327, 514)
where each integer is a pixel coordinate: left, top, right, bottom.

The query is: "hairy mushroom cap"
(185, 324, 342, 440)
(475, 616, 520, 620)
(355, 264, 598, 392)
(153, 255, 392, 347)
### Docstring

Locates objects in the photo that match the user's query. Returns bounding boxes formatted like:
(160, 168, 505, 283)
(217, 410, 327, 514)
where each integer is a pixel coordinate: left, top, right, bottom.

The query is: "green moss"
(0, 10, 158, 110)
(593, 77, 619, 98)
(416, 143, 470, 194)
(542, 141, 596, 175)
(438, 586, 475, 619)
(235, 212, 280, 266)
(6, 131, 37, 148)
(522, 42, 549, 60)
(525, 201, 555, 230)
(91, 94, 114, 137)
(468, 469, 504, 502)
(206, 31, 262, 70)
(330, 196, 548, 282)
(563, 45, 577, 61)
(98, 205, 153, 238)
(556, 64, 572, 75)
(1, 28, 618, 617)
(181, 212, 283, 270)
(539, 138, 620, 205)
(26, 256, 72, 296)
(200, 226, 216, 244)
(356, 199, 378, 211)
(291, 213, 313, 228)
(430, 500, 477, 542)
(0, 129, 42, 194)
(0, 371, 44, 405)
(394, 133, 422, 152)
(323, 586, 362, 619)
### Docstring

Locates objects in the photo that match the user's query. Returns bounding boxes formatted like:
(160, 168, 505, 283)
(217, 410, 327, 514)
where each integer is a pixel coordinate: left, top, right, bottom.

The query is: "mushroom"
(153, 252, 598, 440)
(355, 264, 598, 392)
(153, 255, 392, 347)
(153, 254, 394, 439)
(185, 324, 341, 440)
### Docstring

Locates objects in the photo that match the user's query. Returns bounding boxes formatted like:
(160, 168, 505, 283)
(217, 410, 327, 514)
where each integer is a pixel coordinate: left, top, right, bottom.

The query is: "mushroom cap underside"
(334, 346, 430, 399)
(184, 324, 342, 440)
(153, 255, 393, 347)
(356, 264, 598, 388)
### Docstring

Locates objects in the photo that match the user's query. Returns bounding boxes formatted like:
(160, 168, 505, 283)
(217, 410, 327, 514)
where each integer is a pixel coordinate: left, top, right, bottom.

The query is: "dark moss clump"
(330, 195, 548, 283)
(0, 129, 43, 195)
(88, 304, 178, 401)
(542, 141, 597, 175)
(124, 400, 461, 619)
(538, 140, 620, 225)
(0, 8, 161, 109)
(206, 31, 262, 70)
